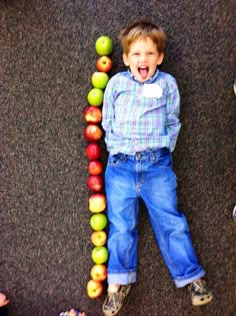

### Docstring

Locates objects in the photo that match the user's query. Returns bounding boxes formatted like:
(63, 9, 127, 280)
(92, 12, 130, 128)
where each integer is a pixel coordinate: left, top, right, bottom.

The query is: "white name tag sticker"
(143, 83, 163, 98)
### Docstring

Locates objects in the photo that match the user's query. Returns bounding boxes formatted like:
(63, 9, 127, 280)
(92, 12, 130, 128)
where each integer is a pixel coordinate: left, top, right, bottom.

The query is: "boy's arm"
(101, 79, 115, 145)
(165, 79, 181, 152)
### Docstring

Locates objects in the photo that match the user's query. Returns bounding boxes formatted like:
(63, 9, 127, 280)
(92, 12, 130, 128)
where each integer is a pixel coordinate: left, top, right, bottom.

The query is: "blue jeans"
(105, 148, 205, 288)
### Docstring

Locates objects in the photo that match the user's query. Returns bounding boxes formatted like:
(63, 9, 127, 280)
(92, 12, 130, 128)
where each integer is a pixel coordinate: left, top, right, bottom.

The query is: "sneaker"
(102, 284, 131, 316)
(189, 280, 213, 306)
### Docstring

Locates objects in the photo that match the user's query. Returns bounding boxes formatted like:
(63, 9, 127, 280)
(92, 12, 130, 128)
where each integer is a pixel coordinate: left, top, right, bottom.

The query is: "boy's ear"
(157, 52, 164, 65)
(122, 53, 129, 66)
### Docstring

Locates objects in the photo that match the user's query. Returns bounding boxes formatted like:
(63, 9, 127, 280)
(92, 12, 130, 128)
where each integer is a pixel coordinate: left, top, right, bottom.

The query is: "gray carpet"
(1, 1, 235, 315)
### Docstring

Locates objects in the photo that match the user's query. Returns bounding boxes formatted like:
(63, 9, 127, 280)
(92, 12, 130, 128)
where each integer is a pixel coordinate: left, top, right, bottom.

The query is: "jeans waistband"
(125, 147, 169, 161)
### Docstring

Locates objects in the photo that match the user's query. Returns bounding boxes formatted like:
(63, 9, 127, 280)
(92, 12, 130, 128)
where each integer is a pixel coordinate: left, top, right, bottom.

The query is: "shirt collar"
(127, 68, 159, 84)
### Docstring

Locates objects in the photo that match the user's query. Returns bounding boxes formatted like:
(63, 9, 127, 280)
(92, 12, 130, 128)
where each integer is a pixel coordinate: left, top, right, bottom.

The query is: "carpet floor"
(0, 1, 235, 315)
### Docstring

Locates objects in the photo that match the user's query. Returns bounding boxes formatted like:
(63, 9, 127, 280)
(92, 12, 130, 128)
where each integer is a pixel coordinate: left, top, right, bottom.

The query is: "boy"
(101, 20, 213, 316)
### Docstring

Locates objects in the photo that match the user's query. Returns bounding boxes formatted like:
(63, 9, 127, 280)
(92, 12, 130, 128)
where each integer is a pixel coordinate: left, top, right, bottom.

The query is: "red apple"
(84, 124, 103, 142)
(91, 230, 107, 246)
(86, 279, 103, 299)
(89, 193, 106, 213)
(91, 246, 109, 264)
(90, 264, 107, 282)
(84, 106, 102, 124)
(87, 175, 103, 192)
(86, 143, 101, 160)
(96, 56, 112, 73)
(88, 160, 103, 175)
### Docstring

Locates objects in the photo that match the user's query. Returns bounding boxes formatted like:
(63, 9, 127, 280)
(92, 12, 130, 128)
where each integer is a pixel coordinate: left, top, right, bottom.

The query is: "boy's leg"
(105, 153, 139, 285)
(103, 153, 138, 316)
(140, 149, 212, 304)
(141, 150, 205, 286)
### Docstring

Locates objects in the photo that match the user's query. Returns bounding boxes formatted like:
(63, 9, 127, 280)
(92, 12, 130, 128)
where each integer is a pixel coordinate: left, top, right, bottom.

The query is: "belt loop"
(150, 149, 155, 163)
(120, 153, 127, 161)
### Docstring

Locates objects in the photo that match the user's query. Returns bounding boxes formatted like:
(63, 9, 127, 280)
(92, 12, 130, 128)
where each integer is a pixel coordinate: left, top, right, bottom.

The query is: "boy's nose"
(139, 54, 147, 62)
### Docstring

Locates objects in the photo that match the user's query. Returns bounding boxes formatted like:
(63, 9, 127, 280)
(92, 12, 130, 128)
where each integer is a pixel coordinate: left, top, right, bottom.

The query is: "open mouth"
(138, 67, 149, 80)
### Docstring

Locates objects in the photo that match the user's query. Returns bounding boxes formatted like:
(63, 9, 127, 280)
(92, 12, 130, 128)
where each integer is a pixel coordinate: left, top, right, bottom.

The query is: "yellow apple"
(91, 230, 107, 246)
(86, 279, 103, 299)
(89, 193, 106, 213)
(90, 264, 107, 282)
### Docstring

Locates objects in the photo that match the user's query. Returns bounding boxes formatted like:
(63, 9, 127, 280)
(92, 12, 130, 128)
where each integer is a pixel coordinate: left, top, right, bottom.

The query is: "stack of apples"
(84, 35, 113, 299)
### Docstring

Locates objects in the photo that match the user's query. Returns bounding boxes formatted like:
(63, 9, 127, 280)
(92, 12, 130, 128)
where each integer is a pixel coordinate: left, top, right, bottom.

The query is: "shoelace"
(192, 281, 206, 293)
(105, 292, 119, 308)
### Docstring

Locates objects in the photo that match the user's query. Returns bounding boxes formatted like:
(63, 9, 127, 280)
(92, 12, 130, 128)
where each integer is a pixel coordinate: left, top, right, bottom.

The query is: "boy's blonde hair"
(118, 19, 167, 55)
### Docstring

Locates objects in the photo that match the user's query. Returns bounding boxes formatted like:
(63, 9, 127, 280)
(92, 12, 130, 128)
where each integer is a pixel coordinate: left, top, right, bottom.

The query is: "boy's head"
(119, 20, 167, 55)
(119, 20, 167, 82)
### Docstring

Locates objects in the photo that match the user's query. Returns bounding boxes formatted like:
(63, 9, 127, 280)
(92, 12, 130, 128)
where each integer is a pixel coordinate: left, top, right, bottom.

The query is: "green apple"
(95, 36, 113, 56)
(91, 72, 109, 89)
(87, 88, 104, 106)
(91, 246, 108, 264)
(90, 213, 107, 231)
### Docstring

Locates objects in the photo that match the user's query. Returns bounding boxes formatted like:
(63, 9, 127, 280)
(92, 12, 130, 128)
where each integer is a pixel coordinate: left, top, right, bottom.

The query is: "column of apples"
(85, 36, 113, 299)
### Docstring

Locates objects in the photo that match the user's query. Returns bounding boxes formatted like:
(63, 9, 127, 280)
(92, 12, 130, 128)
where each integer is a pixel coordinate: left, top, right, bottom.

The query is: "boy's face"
(123, 37, 164, 82)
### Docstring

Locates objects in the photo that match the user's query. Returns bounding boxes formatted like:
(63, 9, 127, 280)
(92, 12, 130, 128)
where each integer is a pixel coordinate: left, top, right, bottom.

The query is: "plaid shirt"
(102, 69, 181, 155)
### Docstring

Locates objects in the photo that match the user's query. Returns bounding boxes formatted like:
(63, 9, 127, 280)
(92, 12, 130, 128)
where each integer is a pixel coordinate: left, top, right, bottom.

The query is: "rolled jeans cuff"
(174, 268, 206, 288)
(107, 271, 136, 285)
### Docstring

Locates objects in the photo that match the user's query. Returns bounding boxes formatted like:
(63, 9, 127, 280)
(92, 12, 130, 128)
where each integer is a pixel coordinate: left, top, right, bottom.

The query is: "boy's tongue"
(139, 67, 148, 79)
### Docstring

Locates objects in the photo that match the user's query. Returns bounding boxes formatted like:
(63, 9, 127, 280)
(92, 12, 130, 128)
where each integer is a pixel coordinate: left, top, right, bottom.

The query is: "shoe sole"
(192, 293, 213, 306)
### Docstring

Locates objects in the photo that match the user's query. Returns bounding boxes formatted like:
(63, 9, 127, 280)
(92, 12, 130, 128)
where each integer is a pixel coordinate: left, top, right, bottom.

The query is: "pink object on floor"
(0, 292, 10, 307)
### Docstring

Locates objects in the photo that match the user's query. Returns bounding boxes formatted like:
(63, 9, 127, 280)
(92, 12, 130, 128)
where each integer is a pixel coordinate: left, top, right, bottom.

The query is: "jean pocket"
(108, 153, 126, 166)
(157, 150, 173, 168)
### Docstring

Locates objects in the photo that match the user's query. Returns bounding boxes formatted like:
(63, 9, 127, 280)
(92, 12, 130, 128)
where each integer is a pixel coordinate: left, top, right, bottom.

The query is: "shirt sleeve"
(165, 78, 181, 152)
(101, 77, 116, 147)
